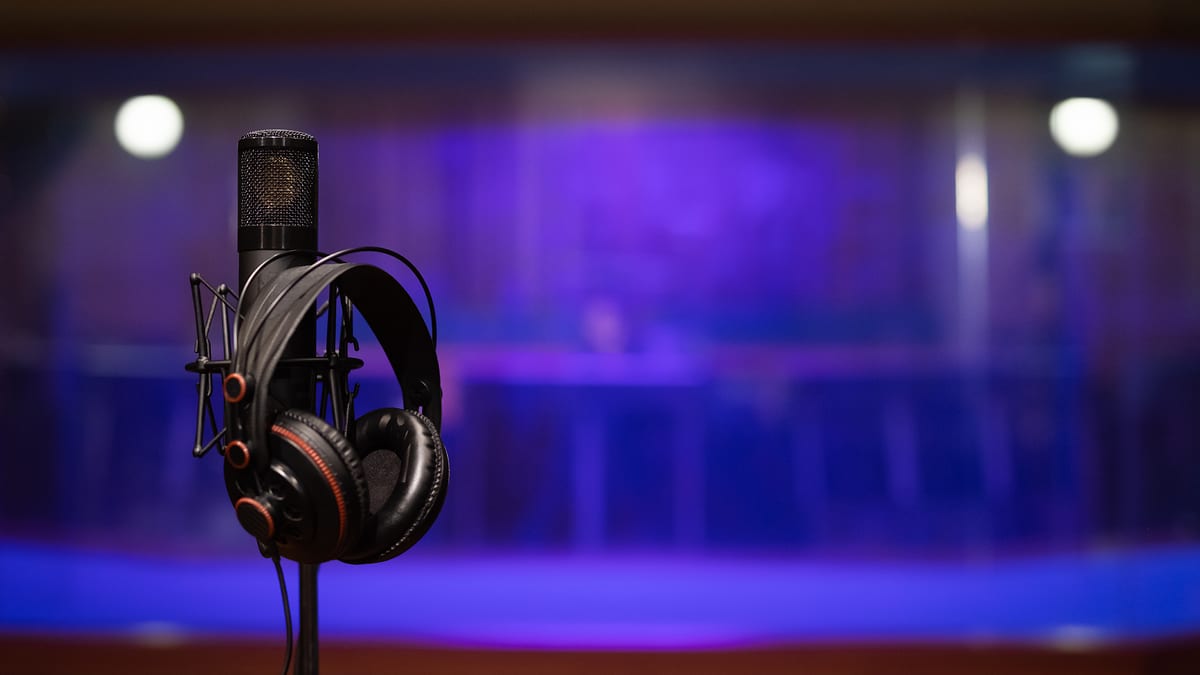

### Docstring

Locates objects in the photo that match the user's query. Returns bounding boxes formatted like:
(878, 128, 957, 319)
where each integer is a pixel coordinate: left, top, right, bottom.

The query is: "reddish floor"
(3, 636, 1199, 675)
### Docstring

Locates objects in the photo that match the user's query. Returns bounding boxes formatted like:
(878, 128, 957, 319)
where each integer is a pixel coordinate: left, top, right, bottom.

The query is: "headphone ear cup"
(269, 409, 370, 563)
(339, 408, 448, 564)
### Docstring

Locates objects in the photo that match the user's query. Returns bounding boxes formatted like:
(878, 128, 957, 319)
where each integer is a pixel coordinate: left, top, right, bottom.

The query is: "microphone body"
(236, 130, 320, 431)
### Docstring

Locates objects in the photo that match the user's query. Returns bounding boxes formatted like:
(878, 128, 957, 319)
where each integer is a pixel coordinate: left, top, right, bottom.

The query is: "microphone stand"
(297, 562, 319, 674)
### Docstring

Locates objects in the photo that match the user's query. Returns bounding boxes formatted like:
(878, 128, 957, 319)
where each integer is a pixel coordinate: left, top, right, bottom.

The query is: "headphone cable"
(271, 552, 294, 675)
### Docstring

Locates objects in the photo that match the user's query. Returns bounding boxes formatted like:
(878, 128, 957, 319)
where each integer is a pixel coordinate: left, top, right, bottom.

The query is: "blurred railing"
(5, 341, 1194, 557)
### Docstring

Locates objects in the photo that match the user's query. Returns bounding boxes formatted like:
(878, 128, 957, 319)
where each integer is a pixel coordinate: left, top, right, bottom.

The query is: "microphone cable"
(271, 552, 294, 675)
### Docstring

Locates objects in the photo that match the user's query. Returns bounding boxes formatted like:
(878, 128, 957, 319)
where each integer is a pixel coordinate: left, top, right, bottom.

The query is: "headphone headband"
(231, 261, 442, 467)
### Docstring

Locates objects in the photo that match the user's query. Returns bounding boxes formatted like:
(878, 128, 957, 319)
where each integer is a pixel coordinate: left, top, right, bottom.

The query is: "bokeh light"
(955, 152, 988, 230)
(114, 95, 184, 159)
(1049, 97, 1119, 157)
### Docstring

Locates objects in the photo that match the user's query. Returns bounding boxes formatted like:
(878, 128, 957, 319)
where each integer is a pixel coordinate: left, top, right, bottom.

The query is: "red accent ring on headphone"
(223, 373, 249, 403)
(271, 423, 349, 555)
(225, 440, 251, 469)
(235, 497, 276, 540)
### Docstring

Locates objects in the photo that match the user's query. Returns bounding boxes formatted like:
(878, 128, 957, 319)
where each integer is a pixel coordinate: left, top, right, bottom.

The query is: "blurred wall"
(0, 45, 1199, 560)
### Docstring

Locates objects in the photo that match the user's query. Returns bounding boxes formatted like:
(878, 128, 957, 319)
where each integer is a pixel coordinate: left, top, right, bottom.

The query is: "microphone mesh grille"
(238, 131, 317, 229)
(242, 129, 315, 141)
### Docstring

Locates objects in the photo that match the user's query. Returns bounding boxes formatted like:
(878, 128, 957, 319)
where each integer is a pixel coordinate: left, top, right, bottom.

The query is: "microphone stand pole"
(297, 562, 320, 674)
(296, 289, 359, 675)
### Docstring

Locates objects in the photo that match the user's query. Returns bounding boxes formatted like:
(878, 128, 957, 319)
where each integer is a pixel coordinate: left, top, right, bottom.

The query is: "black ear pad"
(269, 409, 370, 563)
(339, 408, 448, 564)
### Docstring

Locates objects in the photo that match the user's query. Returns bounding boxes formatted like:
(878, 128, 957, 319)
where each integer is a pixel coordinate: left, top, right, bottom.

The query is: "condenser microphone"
(234, 129, 319, 438)
(238, 129, 318, 307)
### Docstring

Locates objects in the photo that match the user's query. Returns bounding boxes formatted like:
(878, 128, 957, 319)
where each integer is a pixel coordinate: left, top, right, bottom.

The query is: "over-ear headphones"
(220, 258, 448, 564)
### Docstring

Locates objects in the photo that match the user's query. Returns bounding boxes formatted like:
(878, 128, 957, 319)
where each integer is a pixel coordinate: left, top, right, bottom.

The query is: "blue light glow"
(3, 540, 1200, 647)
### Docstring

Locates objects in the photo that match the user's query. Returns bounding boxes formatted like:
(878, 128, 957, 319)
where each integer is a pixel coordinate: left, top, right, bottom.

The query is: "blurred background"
(2, 1, 1200, 673)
